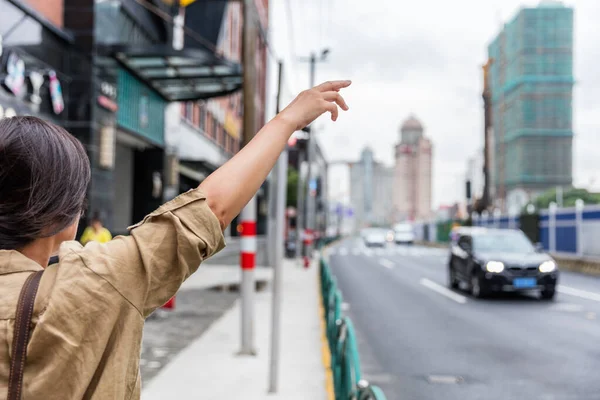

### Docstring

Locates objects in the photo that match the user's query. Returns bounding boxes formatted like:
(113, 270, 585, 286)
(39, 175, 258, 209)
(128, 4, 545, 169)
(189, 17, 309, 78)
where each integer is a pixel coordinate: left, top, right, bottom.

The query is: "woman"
(80, 212, 113, 245)
(0, 80, 350, 399)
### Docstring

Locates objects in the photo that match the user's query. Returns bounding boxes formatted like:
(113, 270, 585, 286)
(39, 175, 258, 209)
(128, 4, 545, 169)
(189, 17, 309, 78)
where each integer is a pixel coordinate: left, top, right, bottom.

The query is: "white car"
(361, 229, 387, 248)
(394, 223, 415, 245)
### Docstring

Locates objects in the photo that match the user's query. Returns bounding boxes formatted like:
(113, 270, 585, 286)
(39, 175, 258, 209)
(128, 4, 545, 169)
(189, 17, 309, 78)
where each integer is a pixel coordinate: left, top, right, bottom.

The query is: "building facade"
(350, 148, 394, 228)
(393, 115, 433, 221)
(488, 1, 574, 211)
(0, 0, 75, 132)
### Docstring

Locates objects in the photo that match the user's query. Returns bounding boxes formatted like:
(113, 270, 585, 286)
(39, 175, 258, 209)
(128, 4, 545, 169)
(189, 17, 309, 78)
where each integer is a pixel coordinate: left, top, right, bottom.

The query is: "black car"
(448, 228, 558, 300)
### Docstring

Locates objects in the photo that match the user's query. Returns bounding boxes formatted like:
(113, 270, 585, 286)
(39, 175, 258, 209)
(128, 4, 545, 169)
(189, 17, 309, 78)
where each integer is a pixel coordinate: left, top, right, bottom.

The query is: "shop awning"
(110, 45, 242, 101)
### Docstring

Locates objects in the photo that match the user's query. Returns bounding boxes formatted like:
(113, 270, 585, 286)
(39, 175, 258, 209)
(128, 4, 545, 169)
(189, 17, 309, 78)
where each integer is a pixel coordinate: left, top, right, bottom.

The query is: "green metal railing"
(320, 257, 388, 400)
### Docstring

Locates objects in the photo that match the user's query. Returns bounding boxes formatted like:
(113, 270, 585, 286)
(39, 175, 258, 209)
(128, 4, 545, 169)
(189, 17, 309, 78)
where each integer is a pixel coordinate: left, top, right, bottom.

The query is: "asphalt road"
(326, 238, 600, 400)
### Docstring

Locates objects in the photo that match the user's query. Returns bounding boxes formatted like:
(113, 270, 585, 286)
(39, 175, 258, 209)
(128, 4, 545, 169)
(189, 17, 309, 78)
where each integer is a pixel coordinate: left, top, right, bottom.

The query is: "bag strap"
(7, 270, 44, 400)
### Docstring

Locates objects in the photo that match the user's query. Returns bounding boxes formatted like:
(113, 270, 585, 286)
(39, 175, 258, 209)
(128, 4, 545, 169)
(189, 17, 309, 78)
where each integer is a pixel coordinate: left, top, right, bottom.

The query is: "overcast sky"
(266, 0, 600, 209)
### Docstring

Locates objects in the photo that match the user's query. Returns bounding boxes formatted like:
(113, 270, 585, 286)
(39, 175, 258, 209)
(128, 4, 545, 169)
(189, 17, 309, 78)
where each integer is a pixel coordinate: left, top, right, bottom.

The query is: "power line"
(284, 0, 298, 60)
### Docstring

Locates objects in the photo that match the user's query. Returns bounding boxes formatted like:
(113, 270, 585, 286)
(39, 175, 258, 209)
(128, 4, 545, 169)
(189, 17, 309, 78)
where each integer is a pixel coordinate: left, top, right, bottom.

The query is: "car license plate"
(513, 277, 537, 289)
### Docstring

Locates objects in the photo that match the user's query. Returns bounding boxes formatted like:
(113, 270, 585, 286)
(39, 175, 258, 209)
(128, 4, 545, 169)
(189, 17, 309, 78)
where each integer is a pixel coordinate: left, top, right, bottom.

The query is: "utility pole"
(304, 53, 316, 243)
(240, 0, 257, 356)
(295, 149, 305, 258)
(269, 61, 287, 393)
(300, 49, 329, 256)
(480, 58, 494, 213)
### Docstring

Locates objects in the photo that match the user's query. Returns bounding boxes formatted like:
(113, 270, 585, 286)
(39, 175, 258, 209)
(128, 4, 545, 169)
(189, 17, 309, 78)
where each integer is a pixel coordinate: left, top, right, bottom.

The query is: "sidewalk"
(142, 259, 327, 400)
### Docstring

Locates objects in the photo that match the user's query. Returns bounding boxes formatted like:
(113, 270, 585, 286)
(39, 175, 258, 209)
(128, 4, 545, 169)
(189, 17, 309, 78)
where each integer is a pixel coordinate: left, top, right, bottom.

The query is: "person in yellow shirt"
(80, 212, 112, 245)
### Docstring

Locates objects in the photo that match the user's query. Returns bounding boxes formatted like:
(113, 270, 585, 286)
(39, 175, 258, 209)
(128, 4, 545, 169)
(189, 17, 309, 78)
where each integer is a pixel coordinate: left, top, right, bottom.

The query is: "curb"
(318, 272, 335, 400)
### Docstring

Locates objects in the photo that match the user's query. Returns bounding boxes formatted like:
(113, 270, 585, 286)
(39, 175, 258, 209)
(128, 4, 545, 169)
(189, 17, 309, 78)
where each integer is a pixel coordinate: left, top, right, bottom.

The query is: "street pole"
(304, 53, 317, 255)
(295, 150, 305, 257)
(240, 0, 257, 355)
(269, 62, 286, 393)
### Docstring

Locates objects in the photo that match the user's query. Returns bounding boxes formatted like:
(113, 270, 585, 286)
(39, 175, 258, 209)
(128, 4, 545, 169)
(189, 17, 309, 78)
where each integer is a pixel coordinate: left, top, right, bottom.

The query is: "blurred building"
(393, 115, 433, 221)
(1, 0, 269, 235)
(488, 1, 574, 212)
(349, 147, 394, 228)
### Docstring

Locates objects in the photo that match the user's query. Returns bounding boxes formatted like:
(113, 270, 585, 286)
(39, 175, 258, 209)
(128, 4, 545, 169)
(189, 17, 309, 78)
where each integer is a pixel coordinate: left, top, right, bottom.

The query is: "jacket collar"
(0, 250, 44, 275)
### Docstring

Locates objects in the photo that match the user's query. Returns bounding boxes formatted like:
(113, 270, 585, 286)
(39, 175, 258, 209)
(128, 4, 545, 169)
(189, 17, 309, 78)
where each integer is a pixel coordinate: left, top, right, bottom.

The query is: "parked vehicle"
(393, 223, 415, 245)
(448, 228, 558, 300)
(361, 228, 387, 248)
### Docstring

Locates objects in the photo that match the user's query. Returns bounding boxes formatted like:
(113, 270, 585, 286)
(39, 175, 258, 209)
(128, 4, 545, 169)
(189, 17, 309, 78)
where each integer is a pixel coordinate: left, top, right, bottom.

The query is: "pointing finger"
(315, 80, 352, 92)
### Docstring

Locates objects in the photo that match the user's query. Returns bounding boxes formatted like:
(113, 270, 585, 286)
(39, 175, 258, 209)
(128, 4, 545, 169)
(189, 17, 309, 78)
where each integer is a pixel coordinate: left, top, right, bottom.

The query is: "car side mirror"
(459, 243, 472, 254)
(535, 243, 545, 253)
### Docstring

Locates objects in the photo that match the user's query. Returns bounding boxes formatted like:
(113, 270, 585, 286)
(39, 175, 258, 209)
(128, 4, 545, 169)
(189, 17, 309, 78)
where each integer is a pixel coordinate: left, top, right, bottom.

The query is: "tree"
(529, 187, 600, 210)
(286, 167, 299, 208)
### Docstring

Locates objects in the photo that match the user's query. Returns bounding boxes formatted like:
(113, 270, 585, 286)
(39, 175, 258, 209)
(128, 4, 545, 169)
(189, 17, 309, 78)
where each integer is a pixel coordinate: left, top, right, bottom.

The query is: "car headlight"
(486, 261, 505, 273)
(539, 260, 556, 273)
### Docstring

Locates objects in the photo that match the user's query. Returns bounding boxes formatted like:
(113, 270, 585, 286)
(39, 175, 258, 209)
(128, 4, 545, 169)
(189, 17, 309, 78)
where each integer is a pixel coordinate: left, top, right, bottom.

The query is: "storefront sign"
(1, 51, 65, 115)
(97, 81, 118, 112)
(4, 53, 25, 96)
(223, 112, 240, 139)
(140, 95, 149, 128)
(28, 71, 44, 106)
(48, 70, 64, 115)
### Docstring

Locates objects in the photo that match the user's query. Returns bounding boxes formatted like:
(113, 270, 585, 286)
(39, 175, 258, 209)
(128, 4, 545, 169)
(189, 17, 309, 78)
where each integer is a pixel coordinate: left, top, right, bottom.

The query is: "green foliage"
(529, 187, 600, 210)
(286, 167, 299, 208)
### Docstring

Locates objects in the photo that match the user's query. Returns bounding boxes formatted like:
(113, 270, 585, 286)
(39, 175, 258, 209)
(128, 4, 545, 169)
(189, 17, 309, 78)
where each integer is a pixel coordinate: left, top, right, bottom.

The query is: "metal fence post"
(576, 199, 584, 258)
(549, 202, 557, 254)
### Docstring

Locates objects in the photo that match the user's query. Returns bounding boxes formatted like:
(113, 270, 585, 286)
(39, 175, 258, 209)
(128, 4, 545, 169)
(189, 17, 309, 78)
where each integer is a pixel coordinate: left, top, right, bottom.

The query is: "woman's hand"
(276, 80, 351, 131)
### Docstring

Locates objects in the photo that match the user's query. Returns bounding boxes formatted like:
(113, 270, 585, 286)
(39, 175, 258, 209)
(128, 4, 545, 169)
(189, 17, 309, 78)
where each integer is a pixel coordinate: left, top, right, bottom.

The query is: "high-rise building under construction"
(488, 1, 574, 212)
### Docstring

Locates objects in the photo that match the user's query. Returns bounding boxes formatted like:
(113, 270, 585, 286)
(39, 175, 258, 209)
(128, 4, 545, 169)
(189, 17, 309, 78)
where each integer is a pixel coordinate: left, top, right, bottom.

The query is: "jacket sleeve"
(70, 189, 225, 317)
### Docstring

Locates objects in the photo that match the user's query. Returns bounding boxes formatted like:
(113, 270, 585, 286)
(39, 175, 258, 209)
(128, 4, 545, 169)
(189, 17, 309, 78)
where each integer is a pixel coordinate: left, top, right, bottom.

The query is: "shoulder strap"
(7, 270, 44, 400)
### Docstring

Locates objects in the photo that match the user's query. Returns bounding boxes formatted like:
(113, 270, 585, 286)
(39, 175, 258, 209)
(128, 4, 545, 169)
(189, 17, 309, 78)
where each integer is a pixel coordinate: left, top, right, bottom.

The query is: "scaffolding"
(488, 3, 574, 201)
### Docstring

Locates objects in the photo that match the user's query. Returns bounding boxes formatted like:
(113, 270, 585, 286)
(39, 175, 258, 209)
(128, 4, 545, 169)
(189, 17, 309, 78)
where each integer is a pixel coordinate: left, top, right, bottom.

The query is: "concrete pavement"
(142, 259, 327, 400)
(327, 238, 600, 400)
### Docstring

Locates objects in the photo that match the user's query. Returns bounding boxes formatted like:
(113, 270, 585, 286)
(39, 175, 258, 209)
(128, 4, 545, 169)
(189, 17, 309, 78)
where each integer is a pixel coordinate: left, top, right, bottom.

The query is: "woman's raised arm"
(199, 80, 351, 229)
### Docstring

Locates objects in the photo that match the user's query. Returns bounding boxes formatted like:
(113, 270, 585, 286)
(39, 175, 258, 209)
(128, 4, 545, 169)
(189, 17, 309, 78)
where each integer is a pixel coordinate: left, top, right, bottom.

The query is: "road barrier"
(320, 257, 388, 400)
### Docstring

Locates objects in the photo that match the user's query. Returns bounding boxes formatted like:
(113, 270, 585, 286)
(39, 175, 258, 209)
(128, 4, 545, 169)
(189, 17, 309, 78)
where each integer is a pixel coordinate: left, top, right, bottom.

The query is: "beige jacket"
(0, 189, 225, 399)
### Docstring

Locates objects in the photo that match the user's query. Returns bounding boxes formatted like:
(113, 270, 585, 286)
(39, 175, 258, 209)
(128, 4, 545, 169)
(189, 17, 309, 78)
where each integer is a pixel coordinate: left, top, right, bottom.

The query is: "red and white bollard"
(239, 196, 257, 354)
(303, 229, 313, 269)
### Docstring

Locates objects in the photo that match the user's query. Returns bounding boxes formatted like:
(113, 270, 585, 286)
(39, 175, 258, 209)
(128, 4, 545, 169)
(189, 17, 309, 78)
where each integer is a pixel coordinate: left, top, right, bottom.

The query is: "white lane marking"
(419, 278, 468, 304)
(339, 248, 348, 256)
(378, 259, 395, 269)
(551, 303, 584, 312)
(557, 286, 600, 302)
(352, 248, 361, 256)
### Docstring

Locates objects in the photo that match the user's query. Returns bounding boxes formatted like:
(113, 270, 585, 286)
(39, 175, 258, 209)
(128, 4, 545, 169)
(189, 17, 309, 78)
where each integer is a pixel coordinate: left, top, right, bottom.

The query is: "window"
(212, 116, 217, 139)
(183, 102, 193, 121)
(199, 103, 206, 131)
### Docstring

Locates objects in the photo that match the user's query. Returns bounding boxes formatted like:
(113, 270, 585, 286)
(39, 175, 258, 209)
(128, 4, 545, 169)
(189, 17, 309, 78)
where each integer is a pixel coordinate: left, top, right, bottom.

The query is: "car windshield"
(395, 224, 412, 233)
(473, 231, 535, 254)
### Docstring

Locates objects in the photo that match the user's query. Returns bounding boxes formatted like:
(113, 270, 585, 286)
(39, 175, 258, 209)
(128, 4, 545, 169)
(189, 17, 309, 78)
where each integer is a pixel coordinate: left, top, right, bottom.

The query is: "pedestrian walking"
(0, 80, 350, 399)
(80, 212, 112, 245)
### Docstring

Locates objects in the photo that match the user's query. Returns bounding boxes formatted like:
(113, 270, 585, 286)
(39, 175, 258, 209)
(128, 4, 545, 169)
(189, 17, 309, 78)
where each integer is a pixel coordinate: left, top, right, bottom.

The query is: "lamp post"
(297, 49, 330, 259)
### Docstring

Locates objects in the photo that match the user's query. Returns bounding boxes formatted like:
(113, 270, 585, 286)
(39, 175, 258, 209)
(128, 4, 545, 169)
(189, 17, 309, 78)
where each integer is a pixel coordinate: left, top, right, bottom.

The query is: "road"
(326, 238, 600, 400)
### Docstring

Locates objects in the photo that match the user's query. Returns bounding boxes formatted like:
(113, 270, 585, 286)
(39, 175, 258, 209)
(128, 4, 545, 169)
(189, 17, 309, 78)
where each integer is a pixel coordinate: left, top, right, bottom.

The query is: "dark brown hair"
(0, 116, 91, 250)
